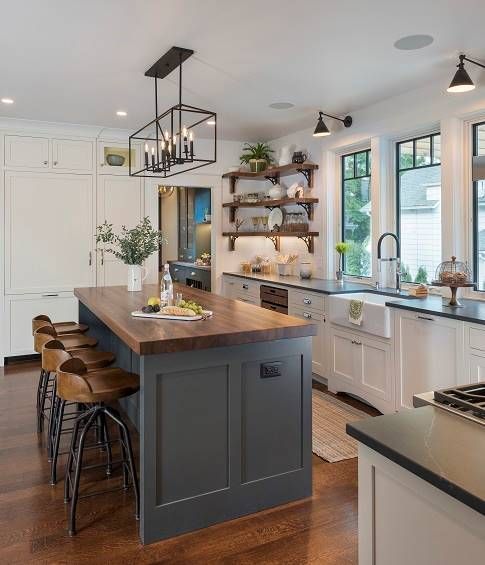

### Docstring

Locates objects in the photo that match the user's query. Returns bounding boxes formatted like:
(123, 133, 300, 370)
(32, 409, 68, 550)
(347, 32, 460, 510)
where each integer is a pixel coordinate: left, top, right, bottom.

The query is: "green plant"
(414, 265, 429, 284)
(335, 242, 351, 255)
(400, 264, 413, 283)
(96, 217, 165, 266)
(240, 142, 274, 165)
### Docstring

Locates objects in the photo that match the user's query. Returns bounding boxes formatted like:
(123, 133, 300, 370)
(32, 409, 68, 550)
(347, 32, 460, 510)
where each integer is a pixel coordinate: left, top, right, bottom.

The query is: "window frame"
(472, 120, 485, 290)
(395, 132, 441, 285)
(341, 148, 372, 277)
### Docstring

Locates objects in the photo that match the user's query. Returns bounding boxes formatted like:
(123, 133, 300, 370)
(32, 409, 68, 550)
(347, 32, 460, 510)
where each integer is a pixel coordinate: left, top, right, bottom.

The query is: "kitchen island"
(74, 284, 316, 544)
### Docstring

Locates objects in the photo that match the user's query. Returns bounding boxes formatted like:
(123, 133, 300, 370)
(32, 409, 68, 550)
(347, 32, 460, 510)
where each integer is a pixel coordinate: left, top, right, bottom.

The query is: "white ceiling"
(1, 0, 485, 141)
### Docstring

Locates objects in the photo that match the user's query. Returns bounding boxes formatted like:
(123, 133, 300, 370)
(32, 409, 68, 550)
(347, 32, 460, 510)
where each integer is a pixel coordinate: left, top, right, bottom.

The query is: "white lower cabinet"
(329, 326, 394, 414)
(5, 293, 78, 355)
(288, 305, 327, 377)
(395, 311, 464, 410)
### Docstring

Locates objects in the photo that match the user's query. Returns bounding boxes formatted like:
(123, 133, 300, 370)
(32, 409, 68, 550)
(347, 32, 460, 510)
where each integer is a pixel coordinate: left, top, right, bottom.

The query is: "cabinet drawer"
(235, 294, 259, 306)
(228, 277, 259, 297)
(6, 293, 78, 355)
(467, 325, 485, 353)
(289, 306, 324, 323)
(261, 301, 287, 314)
(289, 289, 325, 312)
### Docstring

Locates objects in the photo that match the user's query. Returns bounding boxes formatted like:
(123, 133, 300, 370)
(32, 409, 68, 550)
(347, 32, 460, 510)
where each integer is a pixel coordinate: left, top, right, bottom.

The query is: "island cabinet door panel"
(4, 135, 49, 169)
(96, 175, 143, 286)
(4, 172, 95, 294)
(395, 312, 464, 410)
(241, 354, 303, 482)
(51, 138, 93, 172)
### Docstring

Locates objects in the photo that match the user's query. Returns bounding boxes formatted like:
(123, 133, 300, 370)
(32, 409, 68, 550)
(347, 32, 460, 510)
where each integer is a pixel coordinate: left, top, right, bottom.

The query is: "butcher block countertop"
(74, 284, 316, 356)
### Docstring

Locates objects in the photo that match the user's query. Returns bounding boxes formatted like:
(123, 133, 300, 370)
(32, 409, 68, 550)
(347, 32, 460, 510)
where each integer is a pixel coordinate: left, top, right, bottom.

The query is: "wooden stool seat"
(57, 359, 139, 404)
(43, 340, 115, 373)
(32, 315, 88, 335)
(34, 325, 97, 354)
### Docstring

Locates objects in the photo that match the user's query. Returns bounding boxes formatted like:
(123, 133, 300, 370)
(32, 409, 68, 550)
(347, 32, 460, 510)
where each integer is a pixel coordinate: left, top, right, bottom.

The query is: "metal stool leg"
(37, 371, 51, 433)
(50, 399, 66, 486)
(47, 378, 57, 460)
(99, 412, 112, 476)
(68, 408, 98, 536)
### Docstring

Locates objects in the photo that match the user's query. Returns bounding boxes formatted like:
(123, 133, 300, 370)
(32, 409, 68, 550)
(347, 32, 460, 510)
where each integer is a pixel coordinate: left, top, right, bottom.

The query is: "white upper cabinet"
(5, 135, 93, 172)
(51, 138, 93, 172)
(5, 135, 49, 169)
(4, 171, 95, 294)
(96, 175, 144, 286)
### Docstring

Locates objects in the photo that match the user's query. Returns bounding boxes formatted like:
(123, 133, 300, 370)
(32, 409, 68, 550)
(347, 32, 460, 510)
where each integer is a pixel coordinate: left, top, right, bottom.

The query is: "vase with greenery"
(240, 142, 274, 173)
(96, 217, 165, 291)
(335, 242, 351, 282)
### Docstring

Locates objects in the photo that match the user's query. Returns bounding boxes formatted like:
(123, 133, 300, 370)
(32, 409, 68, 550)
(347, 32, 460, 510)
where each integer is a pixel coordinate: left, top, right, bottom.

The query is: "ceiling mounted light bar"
(447, 54, 485, 93)
(313, 111, 352, 137)
(129, 46, 217, 178)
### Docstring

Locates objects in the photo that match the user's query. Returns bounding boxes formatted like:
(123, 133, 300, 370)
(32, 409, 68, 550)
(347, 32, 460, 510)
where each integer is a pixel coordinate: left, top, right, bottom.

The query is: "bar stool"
(32, 314, 88, 336)
(34, 325, 98, 433)
(57, 357, 140, 536)
(42, 339, 116, 484)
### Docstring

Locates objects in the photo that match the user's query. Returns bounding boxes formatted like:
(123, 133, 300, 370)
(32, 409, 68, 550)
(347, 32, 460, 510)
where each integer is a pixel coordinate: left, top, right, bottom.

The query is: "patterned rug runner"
(312, 389, 371, 462)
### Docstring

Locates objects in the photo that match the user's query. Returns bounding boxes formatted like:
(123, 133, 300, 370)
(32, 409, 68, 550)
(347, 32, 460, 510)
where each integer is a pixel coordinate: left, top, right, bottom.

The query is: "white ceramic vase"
(127, 264, 148, 292)
(278, 146, 292, 166)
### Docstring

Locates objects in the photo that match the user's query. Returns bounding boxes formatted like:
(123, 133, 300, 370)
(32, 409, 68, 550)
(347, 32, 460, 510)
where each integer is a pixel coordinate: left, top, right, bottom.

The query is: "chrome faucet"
(377, 232, 402, 292)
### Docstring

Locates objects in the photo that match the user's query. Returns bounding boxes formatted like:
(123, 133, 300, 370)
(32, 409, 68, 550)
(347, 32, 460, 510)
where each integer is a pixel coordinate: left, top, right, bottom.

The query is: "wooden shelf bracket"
(296, 201, 314, 220)
(266, 234, 281, 251)
(296, 167, 314, 187)
(264, 173, 280, 185)
(297, 234, 315, 253)
(228, 234, 239, 251)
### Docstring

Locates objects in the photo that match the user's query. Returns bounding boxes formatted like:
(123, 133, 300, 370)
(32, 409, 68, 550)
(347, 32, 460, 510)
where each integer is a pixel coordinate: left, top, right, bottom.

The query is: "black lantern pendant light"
(129, 47, 217, 178)
(447, 54, 485, 93)
(313, 111, 352, 137)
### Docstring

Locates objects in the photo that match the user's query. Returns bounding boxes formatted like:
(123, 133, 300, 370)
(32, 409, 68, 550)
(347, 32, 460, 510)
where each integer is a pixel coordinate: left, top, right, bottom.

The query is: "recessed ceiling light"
(269, 102, 295, 110)
(206, 119, 216, 125)
(394, 34, 434, 51)
(116, 110, 127, 116)
(1, 97, 14, 104)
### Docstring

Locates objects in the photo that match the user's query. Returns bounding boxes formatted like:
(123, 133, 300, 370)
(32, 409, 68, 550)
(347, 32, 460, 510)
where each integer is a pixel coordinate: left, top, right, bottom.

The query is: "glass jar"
(300, 262, 312, 279)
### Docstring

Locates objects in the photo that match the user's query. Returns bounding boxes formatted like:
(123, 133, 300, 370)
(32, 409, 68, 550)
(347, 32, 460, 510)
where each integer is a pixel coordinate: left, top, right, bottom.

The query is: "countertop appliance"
(415, 382, 485, 426)
(260, 285, 288, 314)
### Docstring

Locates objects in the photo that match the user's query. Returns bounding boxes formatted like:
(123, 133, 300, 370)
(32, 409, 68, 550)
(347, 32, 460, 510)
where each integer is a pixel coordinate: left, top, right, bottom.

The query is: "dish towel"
(349, 299, 364, 325)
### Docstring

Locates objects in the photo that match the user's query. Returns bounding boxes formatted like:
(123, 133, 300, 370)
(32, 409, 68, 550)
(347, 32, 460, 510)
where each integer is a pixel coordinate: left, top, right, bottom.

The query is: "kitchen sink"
(328, 292, 408, 338)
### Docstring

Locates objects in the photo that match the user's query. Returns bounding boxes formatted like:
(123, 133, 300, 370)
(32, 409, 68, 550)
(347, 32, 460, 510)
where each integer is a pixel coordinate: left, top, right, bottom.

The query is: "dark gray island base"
(75, 284, 315, 545)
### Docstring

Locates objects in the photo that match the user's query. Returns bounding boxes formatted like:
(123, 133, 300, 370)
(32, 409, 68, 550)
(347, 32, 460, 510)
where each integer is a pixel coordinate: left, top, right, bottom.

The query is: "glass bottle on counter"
(160, 263, 173, 307)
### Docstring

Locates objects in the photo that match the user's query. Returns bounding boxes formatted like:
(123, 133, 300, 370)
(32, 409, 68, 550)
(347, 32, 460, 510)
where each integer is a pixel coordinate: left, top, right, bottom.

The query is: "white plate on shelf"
(268, 207, 283, 231)
(131, 310, 213, 321)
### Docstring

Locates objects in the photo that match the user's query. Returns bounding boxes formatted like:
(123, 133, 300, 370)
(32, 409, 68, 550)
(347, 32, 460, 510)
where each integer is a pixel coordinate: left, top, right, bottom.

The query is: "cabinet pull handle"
(190, 271, 196, 276)
(303, 312, 312, 319)
(417, 315, 434, 321)
(42, 293, 59, 297)
(351, 340, 362, 345)
(174, 268, 179, 272)
(43, 160, 48, 165)
(89, 251, 92, 266)
(242, 284, 249, 289)
(303, 298, 312, 304)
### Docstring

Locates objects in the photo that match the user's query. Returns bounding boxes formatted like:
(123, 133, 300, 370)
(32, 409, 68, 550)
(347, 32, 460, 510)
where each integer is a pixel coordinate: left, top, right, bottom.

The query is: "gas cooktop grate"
(434, 382, 485, 418)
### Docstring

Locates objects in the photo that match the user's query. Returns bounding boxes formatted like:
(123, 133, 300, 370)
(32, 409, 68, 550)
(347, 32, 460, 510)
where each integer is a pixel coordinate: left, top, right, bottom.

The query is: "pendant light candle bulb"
(183, 126, 188, 140)
(144, 143, 149, 167)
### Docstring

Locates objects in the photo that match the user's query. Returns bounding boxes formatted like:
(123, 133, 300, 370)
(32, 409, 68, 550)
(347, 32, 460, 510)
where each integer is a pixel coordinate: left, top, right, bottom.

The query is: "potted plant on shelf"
(96, 217, 165, 292)
(335, 241, 350, 282)
(240, 142, 274, 173)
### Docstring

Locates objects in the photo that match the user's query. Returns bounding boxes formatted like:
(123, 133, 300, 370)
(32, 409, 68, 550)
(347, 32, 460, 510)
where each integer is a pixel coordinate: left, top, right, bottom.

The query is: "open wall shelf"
(222, 231, 319, 253)
(222, 162, 318, 193)
(223, 197, 319, 222)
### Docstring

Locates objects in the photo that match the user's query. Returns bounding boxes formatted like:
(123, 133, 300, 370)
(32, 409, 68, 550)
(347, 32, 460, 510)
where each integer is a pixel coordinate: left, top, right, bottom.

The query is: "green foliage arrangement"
(335, 242, 351, 255)
(96, 217, 165, 266)
(414, 265, 429, 284)
(240, 142, 274, 164)
(400, 264, 413, 283)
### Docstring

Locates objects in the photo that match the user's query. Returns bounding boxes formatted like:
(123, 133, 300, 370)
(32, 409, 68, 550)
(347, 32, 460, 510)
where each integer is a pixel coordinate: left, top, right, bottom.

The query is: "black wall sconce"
(313, 111, 352, 137)
(448, 54, 485, 93)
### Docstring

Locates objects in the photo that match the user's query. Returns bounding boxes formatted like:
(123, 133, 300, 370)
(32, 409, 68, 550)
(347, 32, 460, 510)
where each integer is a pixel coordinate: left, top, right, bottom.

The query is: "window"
(472, 122, 485, 290)
(396, 133, 441, 284)
(341, 149, 371, 277)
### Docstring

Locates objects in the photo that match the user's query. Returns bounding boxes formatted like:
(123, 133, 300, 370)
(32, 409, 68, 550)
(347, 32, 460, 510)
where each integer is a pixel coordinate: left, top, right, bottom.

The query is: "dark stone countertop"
(386, 295, 485, 325)
(347, 406, 485, 516)
(223, 272, 409, 296)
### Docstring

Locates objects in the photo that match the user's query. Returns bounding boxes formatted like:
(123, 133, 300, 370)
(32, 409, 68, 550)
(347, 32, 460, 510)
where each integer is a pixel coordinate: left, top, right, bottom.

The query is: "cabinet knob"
(43, 160, 48, 165)
(303, 312, 312, 319)
(53, 160, 58, 166)
(303, 298, 312, 304)
(190, 271, 196, 276)
(242, 284, 249, 289)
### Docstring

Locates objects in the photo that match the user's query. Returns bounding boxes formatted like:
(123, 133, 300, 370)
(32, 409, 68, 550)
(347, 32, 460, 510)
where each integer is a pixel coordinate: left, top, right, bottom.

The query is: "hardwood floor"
(0, 361, 377, 564)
